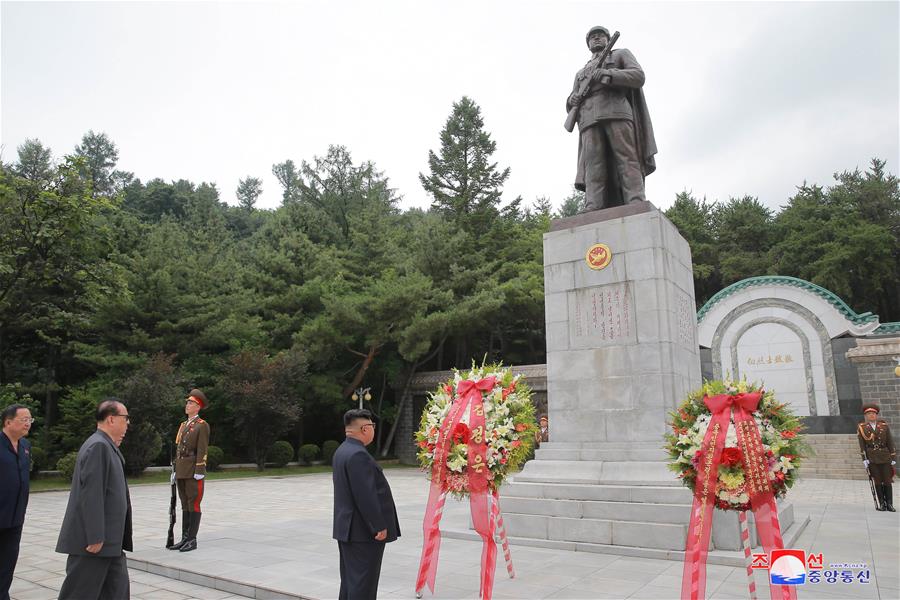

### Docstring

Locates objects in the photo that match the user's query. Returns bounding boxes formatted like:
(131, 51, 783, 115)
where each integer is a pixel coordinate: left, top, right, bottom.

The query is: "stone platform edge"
(128, 557, 316, 600)
(549, 200, 655, 231)
(440, 514, 810, 568)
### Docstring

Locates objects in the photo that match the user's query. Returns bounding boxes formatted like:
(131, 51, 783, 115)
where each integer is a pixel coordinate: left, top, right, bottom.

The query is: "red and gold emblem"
(585, 243, 612, 270)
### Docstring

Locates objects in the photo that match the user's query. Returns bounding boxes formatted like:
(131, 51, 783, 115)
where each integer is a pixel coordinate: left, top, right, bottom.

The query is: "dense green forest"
(2, 96, 897, 472)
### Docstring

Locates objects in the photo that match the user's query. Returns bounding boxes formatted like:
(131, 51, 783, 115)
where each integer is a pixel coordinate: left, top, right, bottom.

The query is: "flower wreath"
(415, 363, 537, 498)
(665, 378, 807, 511)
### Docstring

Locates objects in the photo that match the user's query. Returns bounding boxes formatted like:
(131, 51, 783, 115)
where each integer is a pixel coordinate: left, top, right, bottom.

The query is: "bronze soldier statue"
(566, 26, 657, 211)
(858, 403, 896, 512)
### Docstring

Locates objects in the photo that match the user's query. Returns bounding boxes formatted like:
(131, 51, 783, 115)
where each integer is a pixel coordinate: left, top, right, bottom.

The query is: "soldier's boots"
(884, 484, 896, 512)
(169, 511, 191, 549)
(180, 512, 202, 552)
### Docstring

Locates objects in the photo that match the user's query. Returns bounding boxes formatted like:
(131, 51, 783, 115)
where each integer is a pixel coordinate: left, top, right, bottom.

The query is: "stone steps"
(798, 434, 870, 480)
(512, 459, 679, 485)
(503, 481, 690, 504)
(502, 511, 688, 551)
(502, 496, 691, 524)
(536, 448, 670, 462)
(442, 513, 811, 567)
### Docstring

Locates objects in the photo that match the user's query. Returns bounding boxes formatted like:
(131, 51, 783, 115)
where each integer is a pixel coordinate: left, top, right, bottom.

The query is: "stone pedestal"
(499, 202, 807, 555)
(532, 201, 700, 467)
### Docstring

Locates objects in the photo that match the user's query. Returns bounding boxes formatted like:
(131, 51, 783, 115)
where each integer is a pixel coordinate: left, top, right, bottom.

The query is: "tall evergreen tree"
(419, 96, 510, 234)
(770, 159, 899, 320)
(558, 189, 585, 217)
(236, 176, 263, 211)
(272, 160, 301, 205)
(14, 139, 53, 183)
(665, 192, 720, 306)
(711, 196, 775, 285)
(73, 130, 128, 196)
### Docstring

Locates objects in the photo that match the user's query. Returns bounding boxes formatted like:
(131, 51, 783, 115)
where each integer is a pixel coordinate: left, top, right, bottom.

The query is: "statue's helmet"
(586, 26, 611, 47)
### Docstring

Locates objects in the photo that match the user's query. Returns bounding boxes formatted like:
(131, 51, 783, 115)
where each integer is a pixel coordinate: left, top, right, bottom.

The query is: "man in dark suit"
(56, 399, 133, 600)
(1, 404, 32, 600)
(332, 409, 400, 599)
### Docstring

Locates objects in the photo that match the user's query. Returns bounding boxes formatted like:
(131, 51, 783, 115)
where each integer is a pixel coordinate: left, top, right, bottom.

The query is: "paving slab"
(11, 469, 899, 599)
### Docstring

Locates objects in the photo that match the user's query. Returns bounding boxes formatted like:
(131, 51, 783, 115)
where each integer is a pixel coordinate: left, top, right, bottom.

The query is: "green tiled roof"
(873, 321, 900, 334)
(696, 276, 880, 327)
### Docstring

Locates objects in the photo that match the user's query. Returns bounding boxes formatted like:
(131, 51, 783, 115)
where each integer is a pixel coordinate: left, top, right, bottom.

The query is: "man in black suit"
(1, 404, 32, 600)
(332, 409, 400, 599)
(56, 399, 133, 600)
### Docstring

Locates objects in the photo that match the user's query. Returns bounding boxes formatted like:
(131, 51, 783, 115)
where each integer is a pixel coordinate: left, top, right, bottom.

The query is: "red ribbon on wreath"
(681, 392, 797, 600)
(416, 377, 498, 599)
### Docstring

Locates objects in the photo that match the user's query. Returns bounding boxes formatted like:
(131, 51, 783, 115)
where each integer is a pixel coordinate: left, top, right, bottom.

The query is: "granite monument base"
(499, 202, 805, 555)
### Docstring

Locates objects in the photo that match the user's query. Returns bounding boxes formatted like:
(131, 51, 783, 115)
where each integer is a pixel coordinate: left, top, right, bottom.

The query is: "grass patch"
(30, 462, 415, 493)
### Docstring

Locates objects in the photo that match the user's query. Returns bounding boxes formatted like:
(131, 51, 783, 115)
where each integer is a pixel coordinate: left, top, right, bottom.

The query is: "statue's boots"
(169, 511, 191, 549)
(180, 512, 202, 552)
(883, 484, 896, 512)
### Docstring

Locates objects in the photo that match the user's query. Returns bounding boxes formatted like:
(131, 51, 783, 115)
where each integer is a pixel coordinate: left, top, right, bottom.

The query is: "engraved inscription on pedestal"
(677, 291, 695, 349)
(568, 282, 637, 349)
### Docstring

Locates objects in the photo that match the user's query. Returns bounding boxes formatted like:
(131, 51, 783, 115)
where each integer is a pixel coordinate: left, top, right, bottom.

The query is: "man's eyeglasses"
(113, 414, 131, 424)
(359, 423, 376, 431)
(15, 417, 35, 424)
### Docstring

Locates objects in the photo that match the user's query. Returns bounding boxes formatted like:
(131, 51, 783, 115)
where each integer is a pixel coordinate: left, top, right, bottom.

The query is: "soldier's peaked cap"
(188, 388, 208, 409)
(586, 26, 611, 45)
(862, 403, 880, 414)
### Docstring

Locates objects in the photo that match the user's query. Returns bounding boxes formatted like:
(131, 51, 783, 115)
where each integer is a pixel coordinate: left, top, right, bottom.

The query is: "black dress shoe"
(876, 505, 886, 511)
(179, 538, 197, 552)
(887, 505, 897, 512)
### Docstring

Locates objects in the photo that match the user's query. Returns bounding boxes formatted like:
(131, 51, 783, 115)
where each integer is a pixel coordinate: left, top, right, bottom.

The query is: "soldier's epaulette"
(197, 418, 205, 424)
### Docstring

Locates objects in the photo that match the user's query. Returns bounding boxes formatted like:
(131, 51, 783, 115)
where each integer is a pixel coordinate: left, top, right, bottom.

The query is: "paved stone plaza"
(10, 468, 899, 599)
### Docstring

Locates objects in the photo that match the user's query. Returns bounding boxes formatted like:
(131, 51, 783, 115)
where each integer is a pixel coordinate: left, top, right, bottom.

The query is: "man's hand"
(374, 529, 387, 541)
(567, 92, 582, 108)
(194, 474, 205, 480)
(863, 459, 870, 468)
(592, 68, 613, 84)
(85, 542, 103, 554)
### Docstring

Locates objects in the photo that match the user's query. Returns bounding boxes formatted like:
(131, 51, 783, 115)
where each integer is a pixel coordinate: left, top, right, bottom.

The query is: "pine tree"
(419, 96, 509, 233)
(236, 176, 263, 211)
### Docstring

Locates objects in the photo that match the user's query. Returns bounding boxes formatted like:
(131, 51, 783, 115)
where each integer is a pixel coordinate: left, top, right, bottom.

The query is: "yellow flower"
(719, 470, 745, 489)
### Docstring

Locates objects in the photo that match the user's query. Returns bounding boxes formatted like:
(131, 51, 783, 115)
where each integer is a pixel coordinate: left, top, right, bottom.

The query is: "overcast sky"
(2, 0, 898, 212)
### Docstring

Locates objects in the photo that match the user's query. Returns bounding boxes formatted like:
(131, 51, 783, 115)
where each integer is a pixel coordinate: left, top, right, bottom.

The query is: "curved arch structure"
(697, 276, 883, 417)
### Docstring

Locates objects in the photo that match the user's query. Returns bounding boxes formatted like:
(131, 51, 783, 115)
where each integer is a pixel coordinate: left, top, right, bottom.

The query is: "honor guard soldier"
(170, 389, 210, 551)
(858, 403, 896, 512)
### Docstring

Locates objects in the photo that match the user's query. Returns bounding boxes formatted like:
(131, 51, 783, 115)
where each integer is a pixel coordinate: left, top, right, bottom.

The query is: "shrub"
(28, 446, 47, 478)
(322, 440, 340, 465)
(206, 445, 224, 471)
(269, 440, 294, 467)
(121, 422, 161, 476)
(56, 452, 79, 481)
(298, 443, 319, 465)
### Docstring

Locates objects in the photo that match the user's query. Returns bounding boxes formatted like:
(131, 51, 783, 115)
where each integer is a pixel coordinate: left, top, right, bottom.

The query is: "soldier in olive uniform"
(858, 403, 896, 512)
(169, 389, 210, 551)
